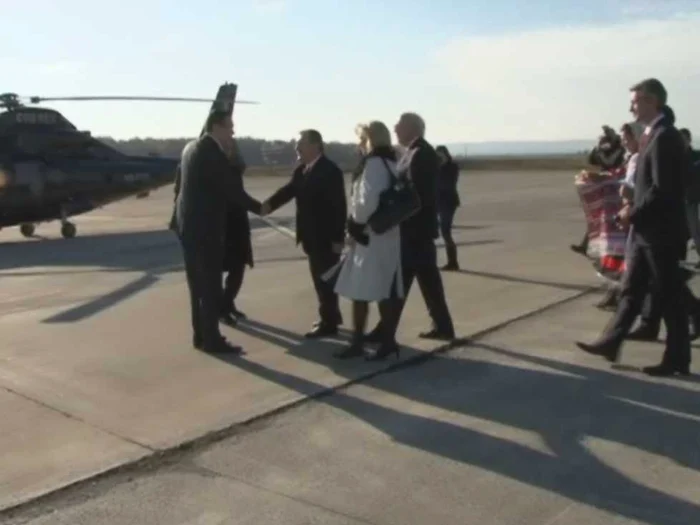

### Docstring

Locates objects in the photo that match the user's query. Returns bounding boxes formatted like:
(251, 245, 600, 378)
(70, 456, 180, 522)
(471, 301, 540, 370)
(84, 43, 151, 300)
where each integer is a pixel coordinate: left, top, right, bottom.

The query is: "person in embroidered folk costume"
(328, 121, 404, 360)
(590, 122, 642, 310)
(573, 124, 633, 306)
(571, 125, 627, 255)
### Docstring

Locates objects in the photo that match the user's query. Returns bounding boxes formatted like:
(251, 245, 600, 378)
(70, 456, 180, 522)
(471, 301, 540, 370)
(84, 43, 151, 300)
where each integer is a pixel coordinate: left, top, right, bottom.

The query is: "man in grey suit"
(174, 110, 263, 354)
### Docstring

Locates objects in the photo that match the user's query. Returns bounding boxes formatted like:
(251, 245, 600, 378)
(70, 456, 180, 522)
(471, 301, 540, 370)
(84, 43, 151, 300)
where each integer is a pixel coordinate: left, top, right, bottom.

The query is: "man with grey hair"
(576, 78, 691, 377)
(262, 128, 347, 338)
(365, 112, 455, 359)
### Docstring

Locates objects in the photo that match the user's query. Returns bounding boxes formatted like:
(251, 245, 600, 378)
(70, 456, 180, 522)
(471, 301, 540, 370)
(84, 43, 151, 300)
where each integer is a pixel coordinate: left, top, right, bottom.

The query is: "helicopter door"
(13, 162, 46, 201)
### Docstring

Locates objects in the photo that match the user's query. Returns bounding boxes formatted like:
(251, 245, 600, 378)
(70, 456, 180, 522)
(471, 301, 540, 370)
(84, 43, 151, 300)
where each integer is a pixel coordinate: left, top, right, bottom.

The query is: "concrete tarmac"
(0, 171, 698, 524)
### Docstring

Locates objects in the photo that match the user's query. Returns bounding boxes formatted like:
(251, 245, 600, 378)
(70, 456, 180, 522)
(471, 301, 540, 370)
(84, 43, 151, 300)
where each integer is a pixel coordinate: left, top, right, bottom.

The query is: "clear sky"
(2, 0, 699, 143)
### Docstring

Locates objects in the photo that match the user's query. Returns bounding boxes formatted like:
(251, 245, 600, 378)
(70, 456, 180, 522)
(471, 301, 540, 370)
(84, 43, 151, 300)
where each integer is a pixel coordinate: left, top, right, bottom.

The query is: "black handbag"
(367, 157, 422, 235)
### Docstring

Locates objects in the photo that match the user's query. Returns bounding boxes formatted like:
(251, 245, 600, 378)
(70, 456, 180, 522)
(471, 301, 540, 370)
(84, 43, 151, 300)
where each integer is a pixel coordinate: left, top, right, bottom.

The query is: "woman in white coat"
(331, 120, 404, 360)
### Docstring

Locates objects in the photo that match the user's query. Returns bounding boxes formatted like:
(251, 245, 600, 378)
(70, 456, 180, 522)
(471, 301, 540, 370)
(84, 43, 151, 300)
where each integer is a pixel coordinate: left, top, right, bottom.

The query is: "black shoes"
(574, 340, 619, 363)
(642, 363, 690, 377)
(305, 323, 339, 338)
(419, 328, 455, 341)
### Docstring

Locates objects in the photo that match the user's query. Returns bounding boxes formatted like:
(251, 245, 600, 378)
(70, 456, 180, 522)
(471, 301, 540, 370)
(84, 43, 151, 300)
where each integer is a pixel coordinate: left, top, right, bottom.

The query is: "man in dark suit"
(575, 78, 691, 377)
(262, 129, 347, 338)
(366, 113, 455, 356)
(174, 110, 262, 354)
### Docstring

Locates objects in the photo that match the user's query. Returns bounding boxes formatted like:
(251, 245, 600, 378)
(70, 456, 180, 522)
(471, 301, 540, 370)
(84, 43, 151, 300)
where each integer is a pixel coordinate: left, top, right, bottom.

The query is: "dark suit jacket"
(267, 154, 347, 254)
(223, 176, 254, 270)
(630, 116, 688, 247)
(174, 135, 262, 262)
(437, 160, 460, 210)
(398, 137, 440, 242)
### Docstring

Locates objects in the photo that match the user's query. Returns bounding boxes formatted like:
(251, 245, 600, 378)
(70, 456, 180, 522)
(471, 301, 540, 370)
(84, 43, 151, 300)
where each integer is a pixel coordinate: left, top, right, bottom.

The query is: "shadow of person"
(455, 268, 595, 292)
(219, 353, 700, 525)
(227, 316, 700, 478)
(233, 317, 441, 374)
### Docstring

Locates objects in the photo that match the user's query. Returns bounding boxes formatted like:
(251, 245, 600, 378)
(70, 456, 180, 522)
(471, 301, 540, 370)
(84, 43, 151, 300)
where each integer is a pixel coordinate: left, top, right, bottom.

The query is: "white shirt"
(643, 113, 664, 136)
(623, 152, 639, 188)
(304, 153, 322, 173)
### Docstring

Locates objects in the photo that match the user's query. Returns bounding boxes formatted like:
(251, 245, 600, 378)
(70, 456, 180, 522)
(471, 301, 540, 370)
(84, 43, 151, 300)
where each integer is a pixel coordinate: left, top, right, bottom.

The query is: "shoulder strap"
(379, 156, 398, 185)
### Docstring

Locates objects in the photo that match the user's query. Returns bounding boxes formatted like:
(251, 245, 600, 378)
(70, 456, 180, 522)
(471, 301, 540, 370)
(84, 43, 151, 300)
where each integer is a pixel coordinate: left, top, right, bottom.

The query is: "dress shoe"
(364, 327, 383, 344)
(365, 343, 400, 361)
(219, 312, 238, 327)
(570, 243, 587, 256)
(419, 328, 455, 341)
(202, 338, 244, 355)
(574, 341, 619, 362)
(333, 343, 364, 359)
(625, 325, 658, 341)
(305, 324, 338, 338)
(642, 363, 690, 377)
(230, 305, 247, 320)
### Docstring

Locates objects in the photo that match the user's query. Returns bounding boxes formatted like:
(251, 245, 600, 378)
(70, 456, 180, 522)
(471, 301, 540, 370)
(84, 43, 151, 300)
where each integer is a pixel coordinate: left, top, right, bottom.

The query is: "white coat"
(333, 155, 404, 302)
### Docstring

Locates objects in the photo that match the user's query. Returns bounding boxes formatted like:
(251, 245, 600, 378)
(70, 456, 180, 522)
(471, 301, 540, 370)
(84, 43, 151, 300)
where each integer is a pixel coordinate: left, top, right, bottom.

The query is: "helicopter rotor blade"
(28, 95, 259, 105)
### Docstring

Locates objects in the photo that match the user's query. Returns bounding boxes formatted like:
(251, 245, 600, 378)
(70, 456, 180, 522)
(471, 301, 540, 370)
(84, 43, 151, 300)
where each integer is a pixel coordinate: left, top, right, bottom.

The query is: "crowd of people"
(168, 75, 698, 380)
(572, 77, 700, 378)
(169, 111, 462, 359)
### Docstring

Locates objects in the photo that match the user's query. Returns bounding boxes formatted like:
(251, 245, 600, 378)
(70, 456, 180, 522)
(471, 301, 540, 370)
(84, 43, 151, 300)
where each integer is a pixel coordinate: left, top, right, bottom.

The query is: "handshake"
(260, 200, 272, 216)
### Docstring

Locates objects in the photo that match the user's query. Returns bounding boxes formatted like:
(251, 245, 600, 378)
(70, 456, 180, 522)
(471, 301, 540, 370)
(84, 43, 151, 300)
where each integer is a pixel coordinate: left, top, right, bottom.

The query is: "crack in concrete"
(0, 383, 154, 453)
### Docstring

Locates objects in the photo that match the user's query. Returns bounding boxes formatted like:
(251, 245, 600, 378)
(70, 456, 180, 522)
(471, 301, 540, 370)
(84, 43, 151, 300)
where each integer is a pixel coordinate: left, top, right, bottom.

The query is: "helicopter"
(0, 82, 257, 239)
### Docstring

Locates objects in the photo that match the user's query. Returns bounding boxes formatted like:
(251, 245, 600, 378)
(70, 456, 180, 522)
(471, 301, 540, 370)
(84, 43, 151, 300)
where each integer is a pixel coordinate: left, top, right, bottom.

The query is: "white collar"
(643, 113, 664, 135)
(304, 153, 322, 172)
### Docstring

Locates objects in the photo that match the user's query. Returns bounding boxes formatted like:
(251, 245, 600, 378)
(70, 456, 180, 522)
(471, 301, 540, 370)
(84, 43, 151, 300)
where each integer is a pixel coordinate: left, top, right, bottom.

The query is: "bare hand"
(260, 201, 271, 216)
(332, 242, 345, 254)
(616, 204, 631, 228)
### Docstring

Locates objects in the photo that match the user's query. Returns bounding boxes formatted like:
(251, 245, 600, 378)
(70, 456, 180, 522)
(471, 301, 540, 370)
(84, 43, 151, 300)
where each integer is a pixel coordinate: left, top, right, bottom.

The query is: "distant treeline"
(99, 136, 589, 172)
(99, 136, 362, 169)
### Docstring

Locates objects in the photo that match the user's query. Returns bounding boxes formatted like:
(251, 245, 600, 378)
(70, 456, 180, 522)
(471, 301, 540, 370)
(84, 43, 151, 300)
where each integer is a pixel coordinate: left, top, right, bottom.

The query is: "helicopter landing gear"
(20, 223, 35, 237)
(60, 221, 77, 239)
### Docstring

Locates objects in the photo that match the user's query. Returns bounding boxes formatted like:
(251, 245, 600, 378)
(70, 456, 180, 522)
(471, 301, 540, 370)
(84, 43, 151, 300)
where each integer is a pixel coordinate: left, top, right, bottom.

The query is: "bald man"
(366, 113, 455, 358)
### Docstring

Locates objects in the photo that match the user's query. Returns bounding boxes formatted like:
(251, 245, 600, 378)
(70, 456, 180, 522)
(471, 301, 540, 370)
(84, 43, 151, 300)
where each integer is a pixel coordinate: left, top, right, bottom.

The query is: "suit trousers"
(379, 237, 455, 341)
(307, 248, 342, 326)
(439, 206, 458, 265)
(637, 242, 699, 330)
(600, 240, 690, 368)
(181, 242, 222, 347)
(221, 261, 246, 312)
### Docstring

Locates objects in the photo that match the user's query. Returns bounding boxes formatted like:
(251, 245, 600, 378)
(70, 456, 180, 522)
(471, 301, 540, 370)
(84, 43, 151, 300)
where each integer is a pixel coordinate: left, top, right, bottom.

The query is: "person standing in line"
(435, 145, 461, 271)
